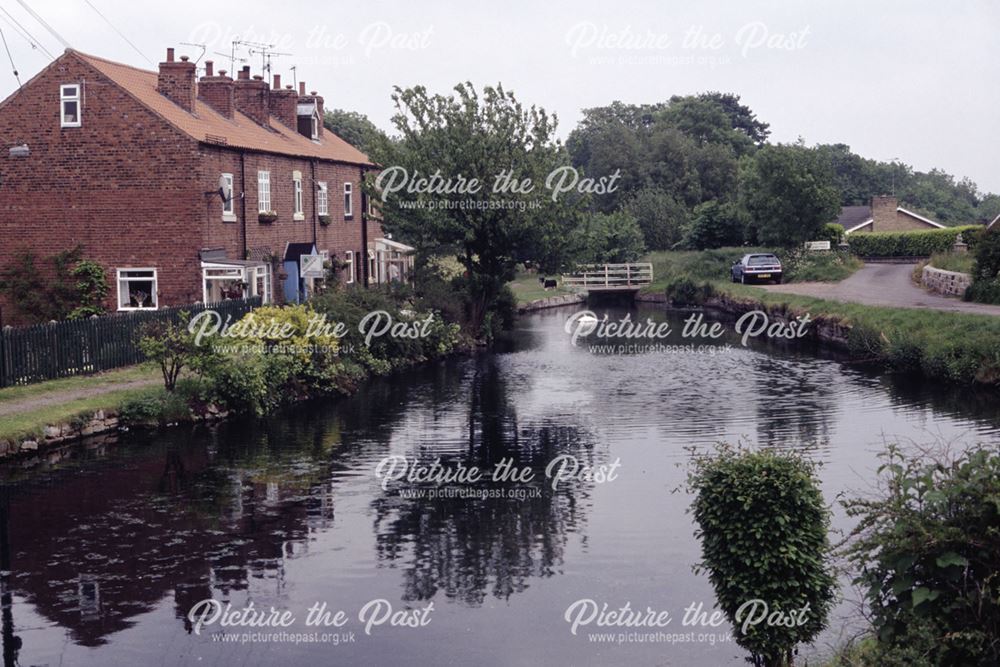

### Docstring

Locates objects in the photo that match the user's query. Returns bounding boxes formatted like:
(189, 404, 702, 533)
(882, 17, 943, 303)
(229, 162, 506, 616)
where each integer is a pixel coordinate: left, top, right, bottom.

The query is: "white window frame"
(201, 265, 246, 304)
(257, 170, 271, 212)
(344, 251, 355, 284)
(317, 181, 328, 216)
(60, 84, 81, 128)
(251, 264, 271, 304)
(117, 268, 158, 311)
(221, 173, 236, 221)
(343, 182, 353, 218)
(293, 171, 304, 220)
(310, 113, 319, 140)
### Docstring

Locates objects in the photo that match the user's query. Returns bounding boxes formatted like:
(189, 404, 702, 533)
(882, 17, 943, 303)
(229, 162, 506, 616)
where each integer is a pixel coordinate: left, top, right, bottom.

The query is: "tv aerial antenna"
(233, 40, 292, 79)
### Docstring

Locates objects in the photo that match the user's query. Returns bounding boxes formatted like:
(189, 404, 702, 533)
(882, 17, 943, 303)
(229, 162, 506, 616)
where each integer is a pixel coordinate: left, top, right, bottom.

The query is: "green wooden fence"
(0, 298, 261, 387)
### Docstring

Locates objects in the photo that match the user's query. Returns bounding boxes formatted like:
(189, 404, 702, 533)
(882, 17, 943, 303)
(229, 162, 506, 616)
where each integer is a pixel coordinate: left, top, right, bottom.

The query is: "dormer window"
(297, 102, 321, 140)
(60, 84, 81, 127)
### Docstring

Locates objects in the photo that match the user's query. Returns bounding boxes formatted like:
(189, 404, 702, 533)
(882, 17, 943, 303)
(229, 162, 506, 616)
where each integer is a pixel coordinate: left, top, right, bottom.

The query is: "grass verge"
(509, 271, 575, 304)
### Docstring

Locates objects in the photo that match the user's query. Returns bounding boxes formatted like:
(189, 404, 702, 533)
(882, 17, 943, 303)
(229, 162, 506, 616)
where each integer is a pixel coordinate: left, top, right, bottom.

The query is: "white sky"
(2, 0, 997, 194)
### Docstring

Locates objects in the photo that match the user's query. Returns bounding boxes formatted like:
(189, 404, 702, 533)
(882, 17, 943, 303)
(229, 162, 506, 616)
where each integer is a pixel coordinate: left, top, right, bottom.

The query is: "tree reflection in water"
(371, 357, 596, 605)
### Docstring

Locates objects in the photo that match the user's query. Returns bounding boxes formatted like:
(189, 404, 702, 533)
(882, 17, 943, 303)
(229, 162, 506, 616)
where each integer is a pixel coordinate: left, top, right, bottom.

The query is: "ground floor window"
(202, 264, 271, 304)
(117, 268, 158, 310)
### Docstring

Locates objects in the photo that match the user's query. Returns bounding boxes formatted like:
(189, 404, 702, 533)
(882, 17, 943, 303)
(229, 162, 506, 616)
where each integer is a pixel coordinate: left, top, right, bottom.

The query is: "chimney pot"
(180, 55, 189, 62)
(253, 75, 263, 81)
(298, 81, 306, 96)
(218, 69, 227, 76)
(285, 85, 293, 90)
(310, 91, 317, 96)
(204, 60, 214, 77)
(166, 47, 174, 62)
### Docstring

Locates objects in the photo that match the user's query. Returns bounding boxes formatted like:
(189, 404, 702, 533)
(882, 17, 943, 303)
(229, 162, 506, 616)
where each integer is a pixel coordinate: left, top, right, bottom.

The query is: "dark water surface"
(2, 306, 999, 666)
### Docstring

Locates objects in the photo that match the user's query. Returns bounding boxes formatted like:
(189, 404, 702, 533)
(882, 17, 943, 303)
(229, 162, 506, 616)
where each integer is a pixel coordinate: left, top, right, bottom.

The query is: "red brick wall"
(0, 53, 205, 323)
(0, 52, 378, 324)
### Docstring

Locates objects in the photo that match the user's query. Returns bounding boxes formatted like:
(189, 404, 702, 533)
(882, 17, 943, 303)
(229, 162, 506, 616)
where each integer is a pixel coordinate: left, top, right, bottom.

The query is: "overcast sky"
(2, 0, 997, 194)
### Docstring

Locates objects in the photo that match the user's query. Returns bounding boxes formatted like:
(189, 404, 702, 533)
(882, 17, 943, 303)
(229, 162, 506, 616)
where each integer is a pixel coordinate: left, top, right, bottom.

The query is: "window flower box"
(318, 214, 332, 226)
(258, 210, 278, 224)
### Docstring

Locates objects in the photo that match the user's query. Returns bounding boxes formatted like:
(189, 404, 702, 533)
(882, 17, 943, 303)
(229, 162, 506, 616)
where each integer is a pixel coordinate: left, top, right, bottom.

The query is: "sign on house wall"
(300, 254, 325, 279)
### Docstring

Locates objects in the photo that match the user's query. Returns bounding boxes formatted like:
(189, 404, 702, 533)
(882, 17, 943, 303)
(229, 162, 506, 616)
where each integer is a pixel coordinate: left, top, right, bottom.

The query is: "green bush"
(846, 226, 981, 258)
(687, 444, 836, 667)
(964, 226, 1000, 304)
(781, 250, 862, 282)
(816, 223, 845, 245)
(664, 277, 715, 306)
(843, 444, 1000, 666)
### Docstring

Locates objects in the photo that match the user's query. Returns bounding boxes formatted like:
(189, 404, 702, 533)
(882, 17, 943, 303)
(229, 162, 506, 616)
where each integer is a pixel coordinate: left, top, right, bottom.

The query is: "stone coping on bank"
(516, 292, 586, 313)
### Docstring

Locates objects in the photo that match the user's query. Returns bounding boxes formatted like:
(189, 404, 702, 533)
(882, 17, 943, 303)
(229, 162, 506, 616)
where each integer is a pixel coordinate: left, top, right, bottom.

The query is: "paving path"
(758, 262, 1000, 316)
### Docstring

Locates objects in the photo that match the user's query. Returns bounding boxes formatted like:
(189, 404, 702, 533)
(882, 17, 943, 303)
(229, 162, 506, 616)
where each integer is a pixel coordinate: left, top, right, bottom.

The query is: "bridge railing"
(561, 263, 654, 290)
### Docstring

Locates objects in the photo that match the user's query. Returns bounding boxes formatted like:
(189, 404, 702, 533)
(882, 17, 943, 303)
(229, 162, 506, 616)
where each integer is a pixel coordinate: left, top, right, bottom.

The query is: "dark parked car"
(731, 253, 783, 284)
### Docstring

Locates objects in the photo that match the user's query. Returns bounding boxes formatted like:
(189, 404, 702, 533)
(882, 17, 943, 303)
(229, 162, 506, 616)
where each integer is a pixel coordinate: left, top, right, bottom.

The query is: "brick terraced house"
(0, 47, 411, 322)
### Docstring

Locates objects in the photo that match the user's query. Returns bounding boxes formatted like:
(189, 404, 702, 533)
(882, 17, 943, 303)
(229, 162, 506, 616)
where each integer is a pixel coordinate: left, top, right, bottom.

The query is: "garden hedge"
(846, 225, 981, 258)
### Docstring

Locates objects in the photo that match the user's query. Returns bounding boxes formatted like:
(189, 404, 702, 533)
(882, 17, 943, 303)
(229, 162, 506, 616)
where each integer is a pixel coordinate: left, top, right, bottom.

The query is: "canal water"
(2, 306, 998, 666)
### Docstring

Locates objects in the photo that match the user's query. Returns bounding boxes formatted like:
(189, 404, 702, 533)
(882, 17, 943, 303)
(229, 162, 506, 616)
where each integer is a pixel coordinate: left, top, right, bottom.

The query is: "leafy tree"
(739, 144, 841, 246)
(659, 96, 754, 156)
(578, 211, 646, 263)
(683, 201, 747, 249)
(623, 187, 688, 250)
(369, 82, 586, 339)
(138, 316, 211, 392)
(696, 92, 770, 145)
(323, 108, 387, 155)
(688, 444, 836, 667)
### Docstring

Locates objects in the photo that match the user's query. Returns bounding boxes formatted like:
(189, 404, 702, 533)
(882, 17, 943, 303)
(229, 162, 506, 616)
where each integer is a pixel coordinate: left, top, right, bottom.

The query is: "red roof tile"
(72, 50, 373, 166)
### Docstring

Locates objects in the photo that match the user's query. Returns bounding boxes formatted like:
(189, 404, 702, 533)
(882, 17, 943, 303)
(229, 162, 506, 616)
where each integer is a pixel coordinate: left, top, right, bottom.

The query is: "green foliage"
(684, 201, 747, 249)
(781, 250, 862, 283)
(927, 251, 975, 274)
(578, 211, 646, 263)
(322, 108, 387, 155)
(687, 444, 836, 666)
(371, 82, 585, 336)
(739, 143, 842, 247)
(964, 226, 1000, 304)
(817, 223, 845, 245)
(664, 277, 715, 306)
(0, 245, 107, 323)
(842, 444, 1000, 666)
(846, 226, 981, 258)
(68, 259, 109, 319)
(138, 314, 213, 392)
(622, 187, 688, 250)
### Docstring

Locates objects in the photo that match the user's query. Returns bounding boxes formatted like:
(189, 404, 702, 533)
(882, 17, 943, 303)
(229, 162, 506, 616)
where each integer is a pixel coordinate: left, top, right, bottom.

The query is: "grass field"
(509, 271, 575, 304)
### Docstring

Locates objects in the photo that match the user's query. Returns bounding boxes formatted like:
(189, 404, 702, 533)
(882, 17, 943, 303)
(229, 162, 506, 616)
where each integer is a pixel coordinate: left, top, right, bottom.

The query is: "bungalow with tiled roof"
(837, 195, 947, 234)
(0, 47, 407, 323)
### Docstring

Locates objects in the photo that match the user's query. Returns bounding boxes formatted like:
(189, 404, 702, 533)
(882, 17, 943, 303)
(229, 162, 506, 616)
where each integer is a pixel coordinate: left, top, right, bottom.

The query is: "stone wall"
(922, 265, 971, 297)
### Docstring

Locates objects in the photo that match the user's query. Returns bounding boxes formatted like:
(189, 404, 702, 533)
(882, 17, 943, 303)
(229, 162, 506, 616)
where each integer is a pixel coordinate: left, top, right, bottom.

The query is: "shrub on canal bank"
(118, 294, 462, 426)
(840, 444, 1000, 666)
(687, 444, 836, 667)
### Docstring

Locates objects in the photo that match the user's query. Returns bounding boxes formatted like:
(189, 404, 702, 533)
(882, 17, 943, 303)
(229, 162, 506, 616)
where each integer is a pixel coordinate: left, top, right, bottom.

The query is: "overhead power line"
(83, 0, 152, 65)
(0, 26, 21, 87)
(0, 6, 55, 59)
(14, 0, 71, 50)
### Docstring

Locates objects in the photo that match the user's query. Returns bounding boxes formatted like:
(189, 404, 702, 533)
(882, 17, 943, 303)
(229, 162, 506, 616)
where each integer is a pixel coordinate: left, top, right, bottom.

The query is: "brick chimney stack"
(157, 48, 196, 113)
(234, 68, 270, 126)
(198, 60, 235, 119)
(871, 195, 899, 231)
(268, 74, 298, 129)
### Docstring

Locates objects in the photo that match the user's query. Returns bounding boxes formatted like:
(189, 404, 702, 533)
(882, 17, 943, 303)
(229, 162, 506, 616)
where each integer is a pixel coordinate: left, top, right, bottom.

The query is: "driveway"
(758, 262, 1000, 316)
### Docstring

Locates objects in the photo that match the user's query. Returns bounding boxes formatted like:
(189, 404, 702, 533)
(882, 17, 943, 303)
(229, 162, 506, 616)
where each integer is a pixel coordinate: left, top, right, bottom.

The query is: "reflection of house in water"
(3, 437, 334, 648)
